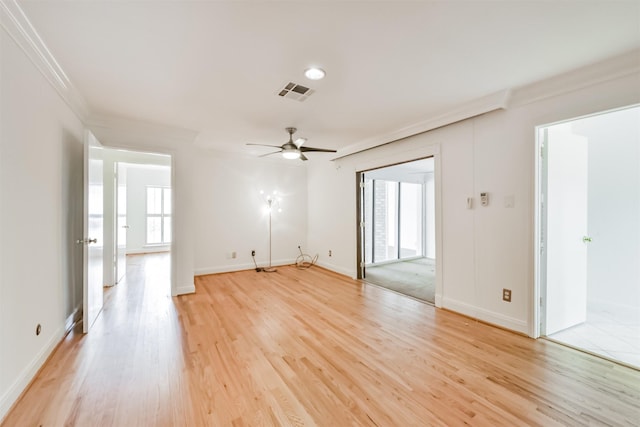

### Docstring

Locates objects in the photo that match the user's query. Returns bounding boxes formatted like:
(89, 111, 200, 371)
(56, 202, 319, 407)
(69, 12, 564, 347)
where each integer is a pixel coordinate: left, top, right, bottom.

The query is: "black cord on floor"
(251, 254, 263, 272)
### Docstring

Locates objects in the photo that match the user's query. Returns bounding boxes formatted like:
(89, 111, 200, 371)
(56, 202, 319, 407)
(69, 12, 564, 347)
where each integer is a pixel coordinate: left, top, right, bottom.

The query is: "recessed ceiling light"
(304, 67, 326, 80)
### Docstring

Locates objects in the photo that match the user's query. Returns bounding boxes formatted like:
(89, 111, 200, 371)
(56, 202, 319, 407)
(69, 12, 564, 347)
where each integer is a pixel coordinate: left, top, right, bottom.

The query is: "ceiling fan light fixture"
(304, 67, 325, 80)
(282, 149, 301, 160)
(248, 127, 335, 161)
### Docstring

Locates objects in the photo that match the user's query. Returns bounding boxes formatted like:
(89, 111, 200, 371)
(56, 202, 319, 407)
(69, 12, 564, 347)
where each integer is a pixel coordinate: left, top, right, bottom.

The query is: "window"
(146, 187, 171, 244)
(364, 179, 425, 264)
(399, 182, 423, 259)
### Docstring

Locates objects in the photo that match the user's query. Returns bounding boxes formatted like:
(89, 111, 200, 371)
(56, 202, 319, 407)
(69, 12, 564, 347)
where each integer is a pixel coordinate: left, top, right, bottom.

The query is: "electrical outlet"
(251, 250, 256, 257)
(231, 251, 237, 259)
(502, 288, 512, 302)
(36, 324, 41, 336)
(329, 250, 332, 257)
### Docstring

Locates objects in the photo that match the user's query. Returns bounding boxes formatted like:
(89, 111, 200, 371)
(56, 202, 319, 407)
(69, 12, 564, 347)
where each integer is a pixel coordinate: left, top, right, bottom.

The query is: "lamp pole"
(264, 196, 277, 272)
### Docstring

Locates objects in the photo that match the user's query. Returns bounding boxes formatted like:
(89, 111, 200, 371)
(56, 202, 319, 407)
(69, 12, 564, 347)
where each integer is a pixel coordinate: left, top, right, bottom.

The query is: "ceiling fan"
(247, 127, 337, 161)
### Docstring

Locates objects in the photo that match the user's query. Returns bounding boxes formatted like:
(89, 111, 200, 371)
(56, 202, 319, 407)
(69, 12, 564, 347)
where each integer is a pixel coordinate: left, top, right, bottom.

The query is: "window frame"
(145, 186, 172, 245)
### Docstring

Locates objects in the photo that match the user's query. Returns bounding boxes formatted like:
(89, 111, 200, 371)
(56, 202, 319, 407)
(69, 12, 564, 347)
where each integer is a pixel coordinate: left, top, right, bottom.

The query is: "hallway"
(3, 253, 181, 426)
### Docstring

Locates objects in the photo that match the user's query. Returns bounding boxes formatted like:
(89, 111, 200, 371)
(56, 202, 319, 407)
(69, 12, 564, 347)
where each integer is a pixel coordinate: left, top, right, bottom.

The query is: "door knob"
(582, 236, 592, 243)
(76, 238, 98, 244)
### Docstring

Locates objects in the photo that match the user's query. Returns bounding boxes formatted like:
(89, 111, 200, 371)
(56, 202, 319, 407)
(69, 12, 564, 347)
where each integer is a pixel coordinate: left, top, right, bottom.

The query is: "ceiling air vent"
(277, 82, 315, 102)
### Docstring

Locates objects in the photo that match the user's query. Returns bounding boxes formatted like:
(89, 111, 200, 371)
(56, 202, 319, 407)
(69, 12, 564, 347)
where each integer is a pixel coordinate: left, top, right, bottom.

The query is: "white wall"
(308, 66, 640, 336)
(307, 161, 359, 276)
(125, 164, 171, 254)
(192, 150, 308, 274)
(90, 134, 309, 291)
(0, 26, 84, 419)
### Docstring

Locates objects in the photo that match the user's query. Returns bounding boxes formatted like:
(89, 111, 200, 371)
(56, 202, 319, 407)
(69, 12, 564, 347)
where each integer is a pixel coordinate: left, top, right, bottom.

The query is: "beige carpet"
(364, 258, 435, 303)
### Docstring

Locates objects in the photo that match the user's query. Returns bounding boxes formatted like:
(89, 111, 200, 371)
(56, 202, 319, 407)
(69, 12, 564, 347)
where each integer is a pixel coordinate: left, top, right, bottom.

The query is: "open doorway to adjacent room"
(105, 149, 173, 298)
(536, 104, 640, 369)
(357, 158, 436, 303)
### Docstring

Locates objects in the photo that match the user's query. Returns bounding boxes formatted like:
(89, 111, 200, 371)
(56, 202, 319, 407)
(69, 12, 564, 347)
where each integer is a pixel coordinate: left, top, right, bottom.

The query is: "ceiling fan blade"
(259, 150, 282, 158)
(299, 146, 337, 153)
(246, 143, 283, 149)
(252, 128, 332, 160)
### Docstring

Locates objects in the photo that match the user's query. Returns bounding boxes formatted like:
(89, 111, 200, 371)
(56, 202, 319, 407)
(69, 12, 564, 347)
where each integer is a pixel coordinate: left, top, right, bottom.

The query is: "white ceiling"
(18, 1, 640, 159)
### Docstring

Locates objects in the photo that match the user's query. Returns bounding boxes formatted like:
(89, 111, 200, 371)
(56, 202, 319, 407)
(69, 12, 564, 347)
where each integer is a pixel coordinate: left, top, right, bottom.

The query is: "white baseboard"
(587, 298, 638, 313)
(434, 292, 443, 308)
(176, 283, 195, 295)
(126, 246, 170, 255)
(194, 263, 254, 276)
(315, 261, 355, 278)
(364, 255, 428, 268)
(64, 305, 82, 334)
(442, 297, 528, 335)
(194, 258, 297, 277)
(0, 325, 64, 422)
(194, 259, 353, 279)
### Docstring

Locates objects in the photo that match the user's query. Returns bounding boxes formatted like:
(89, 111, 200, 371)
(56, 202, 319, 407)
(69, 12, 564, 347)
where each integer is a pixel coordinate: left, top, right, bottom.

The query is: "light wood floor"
(3, 254, 640, 426)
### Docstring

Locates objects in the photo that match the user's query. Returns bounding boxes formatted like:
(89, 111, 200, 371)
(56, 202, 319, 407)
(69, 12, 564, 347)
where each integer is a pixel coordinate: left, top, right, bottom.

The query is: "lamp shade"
(282, 149, 301, 159)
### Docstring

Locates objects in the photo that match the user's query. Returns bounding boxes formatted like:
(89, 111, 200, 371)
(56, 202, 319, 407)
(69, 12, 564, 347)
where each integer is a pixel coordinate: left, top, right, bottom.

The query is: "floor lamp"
(261, 191, 280, 273)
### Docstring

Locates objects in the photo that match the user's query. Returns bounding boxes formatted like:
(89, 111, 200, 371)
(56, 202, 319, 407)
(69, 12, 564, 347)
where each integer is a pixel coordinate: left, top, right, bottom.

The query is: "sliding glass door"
(400, 182, 423, 259)
(374, 180, 398, 263)
(364, 179, 424, 264)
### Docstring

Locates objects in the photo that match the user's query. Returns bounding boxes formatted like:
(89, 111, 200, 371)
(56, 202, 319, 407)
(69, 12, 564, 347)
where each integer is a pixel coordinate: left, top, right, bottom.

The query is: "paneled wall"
(308, 68, 640, 335)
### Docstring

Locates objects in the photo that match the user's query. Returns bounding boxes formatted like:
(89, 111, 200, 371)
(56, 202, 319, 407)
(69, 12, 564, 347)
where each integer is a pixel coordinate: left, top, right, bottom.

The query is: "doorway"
(537, 105, 640, 368)
(106, 149, 173, 297)
(358, 158, 436, 303)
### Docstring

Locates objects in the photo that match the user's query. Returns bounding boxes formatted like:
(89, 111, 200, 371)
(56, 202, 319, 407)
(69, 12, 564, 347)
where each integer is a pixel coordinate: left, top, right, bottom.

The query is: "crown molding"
(86, 114, 199, 148)
(333, 49, 640, 161)
(0, 0, 90, 120)
(333, 89, 511, 160)
(509, 48, 640, 108)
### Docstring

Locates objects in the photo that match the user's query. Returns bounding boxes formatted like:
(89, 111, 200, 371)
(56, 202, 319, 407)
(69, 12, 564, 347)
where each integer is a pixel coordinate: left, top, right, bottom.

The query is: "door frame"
(114, 162, 128, 284)
(354, 143, 443, 307)
(533, 104, 640, 339)
(533, 127, 547, 338)
(101, 145, 176, 296)
(359, 177, 428, 269)
(356, 172, 365, 280)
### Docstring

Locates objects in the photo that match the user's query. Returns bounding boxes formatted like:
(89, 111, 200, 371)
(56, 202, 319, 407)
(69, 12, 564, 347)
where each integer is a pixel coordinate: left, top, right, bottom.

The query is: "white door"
(545, 123, 589, 335)
(115, 163, 127, 283)
(82, 130, 104, 333)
